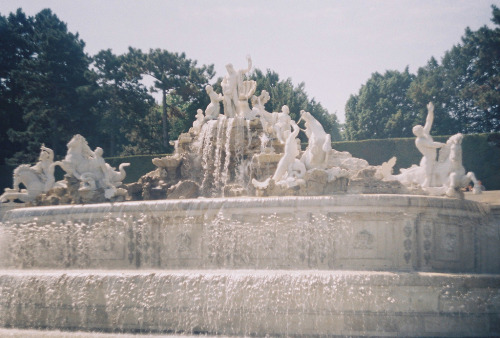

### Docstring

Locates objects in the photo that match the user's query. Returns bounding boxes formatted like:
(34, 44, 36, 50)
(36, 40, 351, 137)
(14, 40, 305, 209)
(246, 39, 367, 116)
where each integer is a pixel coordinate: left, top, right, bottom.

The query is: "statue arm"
(245, 55, 252, 73)
(290, 120, 300, 138)
(423, 102, 434, 135)
(432, 141, 445, 148)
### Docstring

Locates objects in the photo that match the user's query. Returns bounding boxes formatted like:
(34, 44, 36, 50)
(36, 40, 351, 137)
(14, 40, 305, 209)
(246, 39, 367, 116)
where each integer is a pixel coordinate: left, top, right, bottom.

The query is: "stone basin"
(0, 194, 496, 273)
(1, 194, 499, 336)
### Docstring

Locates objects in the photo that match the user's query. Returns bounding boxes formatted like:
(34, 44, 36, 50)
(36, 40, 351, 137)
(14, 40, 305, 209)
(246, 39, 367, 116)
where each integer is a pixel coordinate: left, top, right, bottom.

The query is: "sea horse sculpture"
(57, 134, 129, 199)
(299, 110, 330, 170)
(390, 103, 481, 197)
(0, 145, 60, 203)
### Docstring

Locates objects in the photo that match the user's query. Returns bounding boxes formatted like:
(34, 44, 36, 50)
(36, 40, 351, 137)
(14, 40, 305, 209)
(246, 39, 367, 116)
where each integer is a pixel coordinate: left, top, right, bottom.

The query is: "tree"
(408, 5, 500, 134)
(0, 9, 34, 164)
(137, 48, 215, 151)
(89, 49, 155, 156)
(344, 68, 415, 140)
(346, 5, 500, 139)
(458, 5, 500, 132)
(6, 9, 92, 163)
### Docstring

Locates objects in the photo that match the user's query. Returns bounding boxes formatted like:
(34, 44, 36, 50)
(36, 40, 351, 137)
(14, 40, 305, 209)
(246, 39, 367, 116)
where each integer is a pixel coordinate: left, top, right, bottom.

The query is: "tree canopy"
(0, 8, 340, 165)
(345, 5, 500, 140)
(1, 9, 92, 163)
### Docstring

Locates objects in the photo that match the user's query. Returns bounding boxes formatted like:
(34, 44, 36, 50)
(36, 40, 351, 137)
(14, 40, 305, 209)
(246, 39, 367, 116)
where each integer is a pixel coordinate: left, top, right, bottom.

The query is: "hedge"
(1, 133, 498, 192)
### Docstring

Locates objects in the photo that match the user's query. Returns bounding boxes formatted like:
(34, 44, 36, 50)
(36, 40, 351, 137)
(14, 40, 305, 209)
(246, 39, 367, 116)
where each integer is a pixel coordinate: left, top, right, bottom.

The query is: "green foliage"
(345, 68, 416, 140)
(134, 48, 215, 151)
(89, 49, 156, 156)
(346, 5, 500, 140)
(0, 9, 33, 164)
(105, 154, 160, 184)
(2, 9, 92, 164)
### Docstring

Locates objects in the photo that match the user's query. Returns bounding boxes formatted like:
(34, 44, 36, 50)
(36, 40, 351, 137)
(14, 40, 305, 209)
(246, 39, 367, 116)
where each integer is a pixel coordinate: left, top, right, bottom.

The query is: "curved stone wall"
(1, 195, 496, 273)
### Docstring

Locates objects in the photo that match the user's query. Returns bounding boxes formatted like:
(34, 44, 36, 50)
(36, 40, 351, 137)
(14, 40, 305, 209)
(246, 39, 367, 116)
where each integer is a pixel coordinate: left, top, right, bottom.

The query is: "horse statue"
(434, 133, 481, 196)
(299, 110, 330, 170)
(0, 145, 60, 203)
(57, 134, 129, 198)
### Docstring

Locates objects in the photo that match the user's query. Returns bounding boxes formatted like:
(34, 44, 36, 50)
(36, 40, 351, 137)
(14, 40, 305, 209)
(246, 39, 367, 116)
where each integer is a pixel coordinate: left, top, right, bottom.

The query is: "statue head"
(412, 125, 424, 137)
(282, 105, 290, 115)
(94, 147, 104, 157)
(448, 133, 463, 145)
(67, 134, 93, 158)
(300, 110, 312, 121)
(38, 145, 53, 162)
(225, 63, 235, 74)
(205, 85, 213, 94)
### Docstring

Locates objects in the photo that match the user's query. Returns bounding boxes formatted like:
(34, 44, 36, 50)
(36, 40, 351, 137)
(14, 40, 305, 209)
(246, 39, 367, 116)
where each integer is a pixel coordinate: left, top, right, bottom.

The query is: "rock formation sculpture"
(1, 59, 478, 205)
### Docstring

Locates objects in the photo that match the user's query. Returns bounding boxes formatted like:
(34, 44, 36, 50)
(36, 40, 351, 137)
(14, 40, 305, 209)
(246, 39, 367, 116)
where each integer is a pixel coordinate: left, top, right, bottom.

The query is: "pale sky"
(1, 0, 497, 122)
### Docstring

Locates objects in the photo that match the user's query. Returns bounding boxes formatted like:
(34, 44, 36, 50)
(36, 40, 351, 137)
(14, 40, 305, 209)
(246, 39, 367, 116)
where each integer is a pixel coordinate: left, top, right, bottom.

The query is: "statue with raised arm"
(412, 102, 445, 188)
(221, 55, 252, 117)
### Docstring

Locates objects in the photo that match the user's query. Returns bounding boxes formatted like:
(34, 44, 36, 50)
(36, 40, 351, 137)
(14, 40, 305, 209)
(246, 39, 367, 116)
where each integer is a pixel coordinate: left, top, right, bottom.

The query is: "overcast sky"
(1, 0, 496, 122)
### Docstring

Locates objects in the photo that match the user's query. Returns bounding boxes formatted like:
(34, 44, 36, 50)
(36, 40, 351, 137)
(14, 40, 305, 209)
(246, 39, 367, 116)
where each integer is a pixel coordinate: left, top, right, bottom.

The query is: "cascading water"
(197, 116, 256, 197)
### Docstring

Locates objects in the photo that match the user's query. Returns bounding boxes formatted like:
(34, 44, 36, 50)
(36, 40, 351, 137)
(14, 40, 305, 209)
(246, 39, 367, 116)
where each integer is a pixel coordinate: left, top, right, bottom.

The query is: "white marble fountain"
(0, 57, 499, 337)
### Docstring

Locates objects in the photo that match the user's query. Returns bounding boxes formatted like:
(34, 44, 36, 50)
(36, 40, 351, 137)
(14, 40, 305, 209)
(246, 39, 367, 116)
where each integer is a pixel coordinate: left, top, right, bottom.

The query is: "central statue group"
(0, 57, 481, 205)
(191, 56, 481, 198)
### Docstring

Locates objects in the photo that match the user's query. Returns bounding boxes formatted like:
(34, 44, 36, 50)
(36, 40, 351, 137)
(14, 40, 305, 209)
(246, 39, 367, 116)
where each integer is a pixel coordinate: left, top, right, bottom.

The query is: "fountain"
(0, 57, 499, 337)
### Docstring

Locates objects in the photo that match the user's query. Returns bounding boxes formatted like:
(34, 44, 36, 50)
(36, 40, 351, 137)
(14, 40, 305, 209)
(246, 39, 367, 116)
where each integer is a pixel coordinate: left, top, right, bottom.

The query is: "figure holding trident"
(221, 55, 252, 117)
(412, 102, 445, 188)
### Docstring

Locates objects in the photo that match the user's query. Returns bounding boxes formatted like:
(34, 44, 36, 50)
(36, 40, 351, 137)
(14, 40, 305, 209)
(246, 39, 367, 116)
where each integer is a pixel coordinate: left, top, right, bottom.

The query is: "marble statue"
(221, 56, 252, 117)
(273, 120, 305, 182)
(437, 133, 481, 195)
(299, 110, 330, 170)
(205, 85, 223, 120)
(390, 103, 481, 197)
(57, 134, 130, 199)
(412, 102, 445, 188)
(251, 90, 274, 133)
(0, 145, 59, 203)
(191, 109, 205, 134)
(239, 80, 258, 119)
(273, 105, 292, 144)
